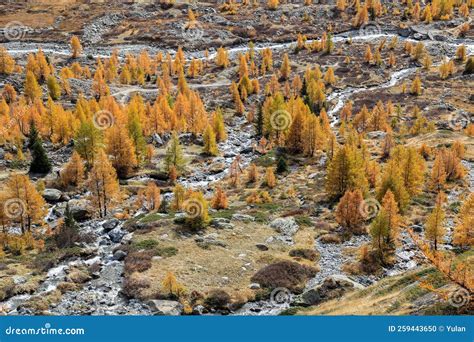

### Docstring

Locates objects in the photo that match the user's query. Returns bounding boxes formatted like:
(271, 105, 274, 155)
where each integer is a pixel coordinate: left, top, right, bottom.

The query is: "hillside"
(0, 0, 472, 316)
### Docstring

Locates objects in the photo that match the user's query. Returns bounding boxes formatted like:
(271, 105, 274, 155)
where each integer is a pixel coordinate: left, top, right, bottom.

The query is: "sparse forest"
(0, 0, 472, 316)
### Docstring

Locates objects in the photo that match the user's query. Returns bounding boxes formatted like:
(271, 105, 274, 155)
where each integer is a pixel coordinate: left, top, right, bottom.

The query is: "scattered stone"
(12, 275, 27, 285)
(255, 243, 269, 251)
(147, 300, 183, 316)
(298, 275, 364, 306)
(113, 250, 127, 261)
(108, 228, 126, 243)
(152, 133, 163, 146)
(249, 283, 261, 290)
(211, 218, 235, 229)
(67, 199, 92, 221)
(195, 235, 227, 248)
(102, 219, 120, 232)
(231, 214, 255, 222)
(42, 188, 63, 203)
(269, 217, 299, 236)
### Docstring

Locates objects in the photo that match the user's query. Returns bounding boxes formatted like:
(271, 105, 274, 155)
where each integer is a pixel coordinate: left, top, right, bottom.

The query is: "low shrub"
(289, 248, 319, 261)
(124, 251, 153, 274)
(251, 261, 318, 293)
(204, 289, 231, 310)
(122, 276, 150, 299)
(319, 234, 342, 244)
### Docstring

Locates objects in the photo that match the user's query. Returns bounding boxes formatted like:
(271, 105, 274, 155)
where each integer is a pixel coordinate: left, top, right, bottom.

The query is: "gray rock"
(211, 218, 235, 229)
(102, 219, 120, 232)
(231, 214, 255, 222)
(192, 304, 206, 315)
(195, 236, 227, 248)
(68, 199, 92, 221)
(396, 251, 414, 262)
(108, 228, 126, 243)
(255, 243, 269, 251)
(269, 217, 299, 236)
(12, 275, 27, 285)
(249, 283, 261, 290)
(147, 300, 183, 316)
(42, 188, 63, 202)
(173, 212, 186, 224)
(152, 133, 164, 146)
(397, 27, 411, 37)
(299, 275, 364, 306)
(113, 250, 127, 261)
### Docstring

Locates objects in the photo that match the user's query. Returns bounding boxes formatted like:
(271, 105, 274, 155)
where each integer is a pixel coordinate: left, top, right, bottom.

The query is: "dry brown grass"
(132, 215, 317, 299)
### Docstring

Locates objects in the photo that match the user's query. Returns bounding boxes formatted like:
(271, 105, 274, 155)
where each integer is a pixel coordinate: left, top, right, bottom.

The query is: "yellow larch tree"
(87, 149, 121, 218)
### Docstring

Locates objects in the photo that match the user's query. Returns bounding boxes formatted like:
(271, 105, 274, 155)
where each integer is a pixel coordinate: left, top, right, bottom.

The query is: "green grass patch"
(295, 215, 313, 227)
(255, 150, 276, 167)
(140, 212, 169, 223)
(211, 208, 237, 220)
(131, 239, 178, 258)
(131, 239, 159, 251)
(373, 267, 436, 298)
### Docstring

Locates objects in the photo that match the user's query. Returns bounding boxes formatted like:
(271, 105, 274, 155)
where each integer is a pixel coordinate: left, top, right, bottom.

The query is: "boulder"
(42, 188, 63, 203)
(65, 199, 92, 221)
(195, 235, 227, 248)
(270, 217, 299, 236)
(256, 243, 269, 251)
(12, 275, 27, 285)
(108, 228, 126, 243)
(152, 133, 163, 146)
(210, 218, 234, 229)
(102, 218, 120, 232)
(147, 300, 183, 316)
(113, 250, 127, 261)
(299, 275, 364, 306)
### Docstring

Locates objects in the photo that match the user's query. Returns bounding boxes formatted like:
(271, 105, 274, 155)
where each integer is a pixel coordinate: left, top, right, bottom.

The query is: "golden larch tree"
(5, 174, 47, 234)
(70, 35, 83, 58)
(87, 149, 121, 218)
